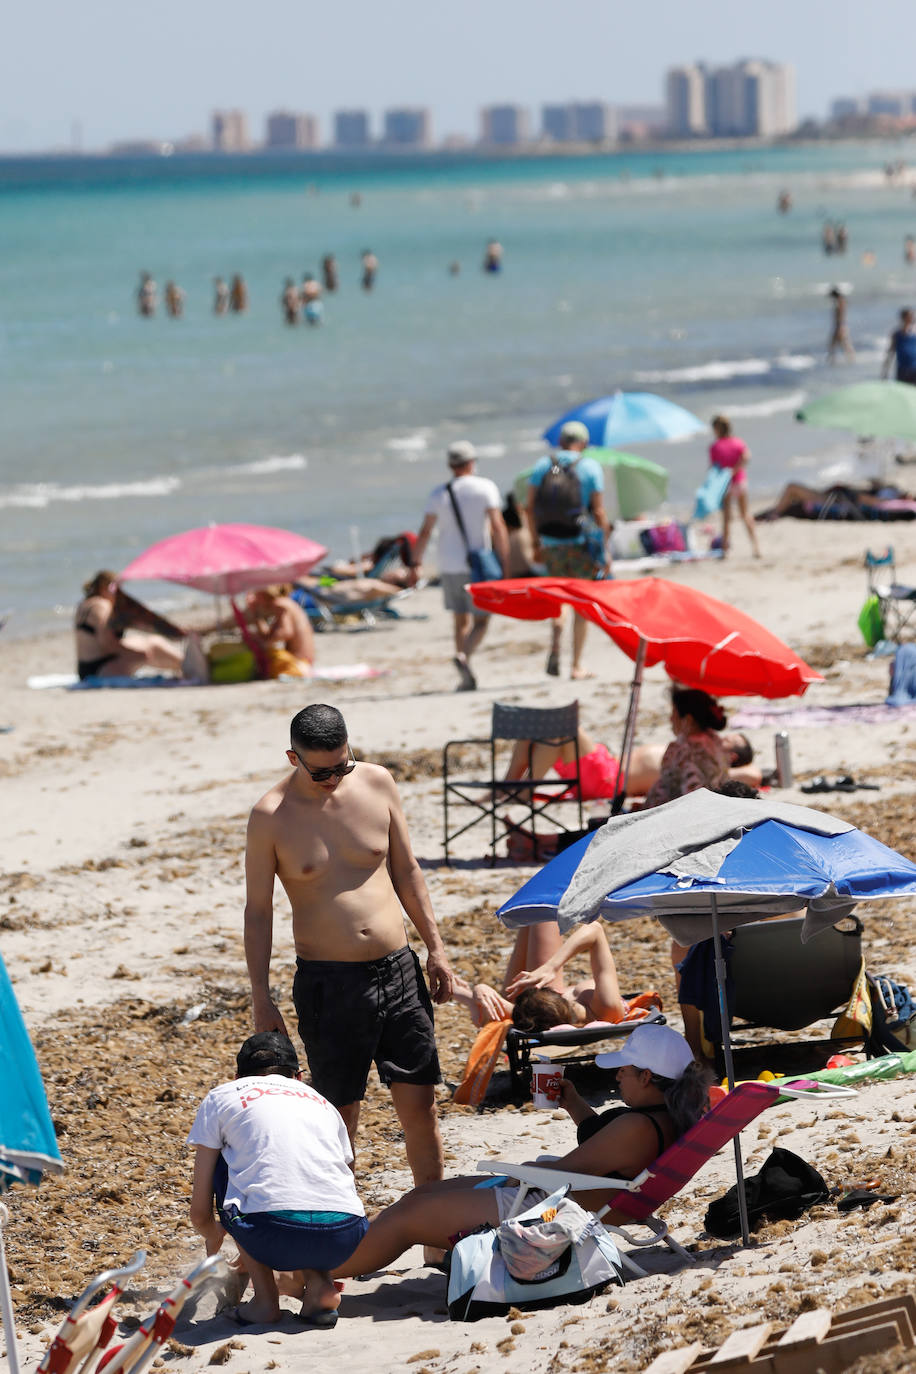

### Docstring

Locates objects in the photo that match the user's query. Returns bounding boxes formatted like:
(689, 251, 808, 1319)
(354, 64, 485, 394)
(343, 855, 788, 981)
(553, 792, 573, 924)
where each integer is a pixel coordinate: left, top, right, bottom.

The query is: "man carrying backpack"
(525, 420, 611, 679)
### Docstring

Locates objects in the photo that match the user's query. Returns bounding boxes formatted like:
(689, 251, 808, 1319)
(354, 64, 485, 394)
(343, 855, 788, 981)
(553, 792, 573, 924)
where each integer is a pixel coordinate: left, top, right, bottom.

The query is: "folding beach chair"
(505, 1006, 666, 1098)
(477, 1080, 780, 1277)
(38, 1251, 146, 1374)
(88, 1255, 229, 1374)
(443, 701, 584, 863)
(865, 547, 916, 642)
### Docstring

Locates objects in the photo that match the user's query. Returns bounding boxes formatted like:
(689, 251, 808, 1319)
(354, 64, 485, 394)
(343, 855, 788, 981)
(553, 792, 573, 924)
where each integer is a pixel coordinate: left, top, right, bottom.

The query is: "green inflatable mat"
(774, 1050, 916, 1101)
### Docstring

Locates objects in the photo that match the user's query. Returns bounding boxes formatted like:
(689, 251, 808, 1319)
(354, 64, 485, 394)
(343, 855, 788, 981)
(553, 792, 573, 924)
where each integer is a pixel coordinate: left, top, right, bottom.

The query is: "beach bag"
(446, 482, 504, 582)
(857, 594, 885, 647)
(447, 1185, 623, 1321)
(467, 548, 504, 582)
(704, 1148, 829, 1239)
(639, 521, 688, 555)
(533, 457, 585, 538)
(207, 642, 256, 684)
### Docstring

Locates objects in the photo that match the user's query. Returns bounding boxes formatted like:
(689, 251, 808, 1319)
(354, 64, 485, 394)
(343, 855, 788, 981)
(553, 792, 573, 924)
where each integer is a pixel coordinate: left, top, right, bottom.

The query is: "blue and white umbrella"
(0, 949, 63, 1374)
(544, 391, 705, 448)
(497, 790, 916, 1244)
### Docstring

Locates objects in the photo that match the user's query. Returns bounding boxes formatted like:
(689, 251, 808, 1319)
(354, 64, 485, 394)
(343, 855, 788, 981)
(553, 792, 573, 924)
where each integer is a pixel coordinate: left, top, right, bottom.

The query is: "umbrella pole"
(711, 896, 751, 1247)
(611, 638, 646, 815)
(0, 1202, 22, 1374)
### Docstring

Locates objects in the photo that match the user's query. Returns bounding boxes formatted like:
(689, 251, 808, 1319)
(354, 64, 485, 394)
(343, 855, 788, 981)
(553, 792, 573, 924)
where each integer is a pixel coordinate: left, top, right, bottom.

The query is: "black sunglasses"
(293, 743, 356, 782)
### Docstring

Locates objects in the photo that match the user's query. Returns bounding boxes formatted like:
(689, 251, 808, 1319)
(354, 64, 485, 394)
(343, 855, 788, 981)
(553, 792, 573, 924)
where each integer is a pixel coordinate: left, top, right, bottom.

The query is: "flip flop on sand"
(297, 1308, 339, 1329)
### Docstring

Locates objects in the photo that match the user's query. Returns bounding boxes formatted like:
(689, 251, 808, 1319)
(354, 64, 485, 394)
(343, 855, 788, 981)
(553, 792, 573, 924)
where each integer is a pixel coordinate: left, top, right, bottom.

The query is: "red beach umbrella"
(469, 577, 821, 699)
(469, 577, 822, 809)
(119, 523, 327, 597)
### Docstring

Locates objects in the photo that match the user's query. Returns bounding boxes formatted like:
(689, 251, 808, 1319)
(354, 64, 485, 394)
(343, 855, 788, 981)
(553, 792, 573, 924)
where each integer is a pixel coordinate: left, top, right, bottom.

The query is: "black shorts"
(293, 945, 441, 1107)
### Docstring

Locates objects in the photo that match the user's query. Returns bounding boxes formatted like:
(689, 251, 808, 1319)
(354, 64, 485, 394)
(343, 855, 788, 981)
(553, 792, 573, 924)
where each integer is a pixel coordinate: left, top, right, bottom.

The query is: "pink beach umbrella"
(119, 523, 327, 597)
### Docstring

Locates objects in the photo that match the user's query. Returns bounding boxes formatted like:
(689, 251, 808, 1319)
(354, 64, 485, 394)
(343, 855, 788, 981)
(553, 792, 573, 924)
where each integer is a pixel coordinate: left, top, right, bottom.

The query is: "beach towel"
(731, 701, 916, 729)
(887, 643, 916, 704)
(28, 664, 387, 690)
(693, 465, 732, 520)
(454, 1020, 511, 1105)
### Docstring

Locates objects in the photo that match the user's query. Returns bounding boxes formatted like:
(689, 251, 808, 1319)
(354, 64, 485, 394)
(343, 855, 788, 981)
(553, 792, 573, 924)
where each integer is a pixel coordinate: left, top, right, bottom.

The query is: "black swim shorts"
(293, 945, 441, 1107)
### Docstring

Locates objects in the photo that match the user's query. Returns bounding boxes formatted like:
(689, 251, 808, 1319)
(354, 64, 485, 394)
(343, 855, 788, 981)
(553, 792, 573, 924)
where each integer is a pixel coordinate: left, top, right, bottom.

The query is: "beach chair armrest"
(776, 1083, 858, 1100)
(475, 1160, 651, 1194)
(599, 1214, 670, 1247)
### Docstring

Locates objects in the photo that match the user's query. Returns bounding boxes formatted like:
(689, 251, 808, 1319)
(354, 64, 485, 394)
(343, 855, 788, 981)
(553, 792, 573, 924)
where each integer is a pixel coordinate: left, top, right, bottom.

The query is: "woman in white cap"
(330, 1024, 710, 1281)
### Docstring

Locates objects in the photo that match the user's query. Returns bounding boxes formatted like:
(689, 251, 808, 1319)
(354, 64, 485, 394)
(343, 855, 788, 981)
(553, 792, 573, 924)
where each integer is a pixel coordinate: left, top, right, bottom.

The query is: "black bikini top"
(576, 1102, 670, 1153)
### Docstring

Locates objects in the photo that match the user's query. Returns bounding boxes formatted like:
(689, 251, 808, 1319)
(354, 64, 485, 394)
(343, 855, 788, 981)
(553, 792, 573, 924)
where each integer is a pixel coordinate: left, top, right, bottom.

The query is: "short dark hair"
(290, 704, 348, 753)
(512, 988, 572, 1032)
(714, 779, 760, 800)
(236, 1032, 300, 1078)
(728, 732, 753, 767)
(671, 688, 726, 732)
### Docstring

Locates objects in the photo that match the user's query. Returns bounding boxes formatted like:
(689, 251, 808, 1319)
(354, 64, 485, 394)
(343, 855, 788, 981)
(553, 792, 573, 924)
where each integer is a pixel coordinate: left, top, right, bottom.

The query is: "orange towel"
(454, 1020, 511, 1106)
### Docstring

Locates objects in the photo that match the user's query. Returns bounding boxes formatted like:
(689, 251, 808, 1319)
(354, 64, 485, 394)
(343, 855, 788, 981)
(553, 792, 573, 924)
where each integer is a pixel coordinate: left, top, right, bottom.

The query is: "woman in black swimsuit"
(330, 1024, 710, 1281)
(75, 571, 201, 681)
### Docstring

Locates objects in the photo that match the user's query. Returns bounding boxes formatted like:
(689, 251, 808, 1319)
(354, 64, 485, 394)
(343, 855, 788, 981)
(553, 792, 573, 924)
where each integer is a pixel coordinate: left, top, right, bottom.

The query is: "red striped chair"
(477, 1080, 779, 1277)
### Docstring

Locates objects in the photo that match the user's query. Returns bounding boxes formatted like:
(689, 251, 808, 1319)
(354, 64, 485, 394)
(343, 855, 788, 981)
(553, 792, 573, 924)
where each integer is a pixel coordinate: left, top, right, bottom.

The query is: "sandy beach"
(3, 517, 916, 1374)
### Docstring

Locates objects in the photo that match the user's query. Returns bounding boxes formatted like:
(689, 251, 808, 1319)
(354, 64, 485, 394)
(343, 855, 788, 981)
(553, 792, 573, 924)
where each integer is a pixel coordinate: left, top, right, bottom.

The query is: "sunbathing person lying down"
(452, 922, 660, 1030)
(330, 1025, 710, 1281)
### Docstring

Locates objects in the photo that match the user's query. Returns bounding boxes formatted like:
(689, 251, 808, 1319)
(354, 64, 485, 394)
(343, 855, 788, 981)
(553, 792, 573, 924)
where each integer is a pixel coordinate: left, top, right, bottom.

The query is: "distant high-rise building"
(211, 109, 250, 151)
(542, 104, 574, 142)
(383, 107, 432, 147)
(830, 97, 863, 121)
(480, 105, 530, 146)
(670, 60, 796, 137)
(666, 66, 707, 136)
(266, 111, 319, 149)
(334, 109, 371, 148)
(867, 91, 910, 118)
(572, 102, 615, 142)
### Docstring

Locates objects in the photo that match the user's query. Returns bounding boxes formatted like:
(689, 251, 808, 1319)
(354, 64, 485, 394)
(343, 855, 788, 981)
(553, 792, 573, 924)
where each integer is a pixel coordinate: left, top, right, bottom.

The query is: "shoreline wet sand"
(3, 519, 916, 1372)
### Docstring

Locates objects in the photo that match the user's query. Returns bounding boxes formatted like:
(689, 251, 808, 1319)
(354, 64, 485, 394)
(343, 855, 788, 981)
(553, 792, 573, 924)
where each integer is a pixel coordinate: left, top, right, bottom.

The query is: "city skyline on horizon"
(3, 0, 915, 155)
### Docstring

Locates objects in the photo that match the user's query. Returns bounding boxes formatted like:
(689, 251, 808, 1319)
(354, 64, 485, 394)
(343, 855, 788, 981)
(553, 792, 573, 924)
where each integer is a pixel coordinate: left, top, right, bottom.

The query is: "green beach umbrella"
(797, 381, 916, 441)
(514, 447, 669, 521)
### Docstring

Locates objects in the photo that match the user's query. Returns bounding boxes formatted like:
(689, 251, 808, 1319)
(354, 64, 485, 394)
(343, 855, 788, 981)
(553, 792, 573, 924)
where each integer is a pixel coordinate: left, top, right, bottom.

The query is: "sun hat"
(559, 420, 590, 445)
(595, 1023, 694, 1079)
(236, 1031, 300, 1077)
(447, 439, 477, 466)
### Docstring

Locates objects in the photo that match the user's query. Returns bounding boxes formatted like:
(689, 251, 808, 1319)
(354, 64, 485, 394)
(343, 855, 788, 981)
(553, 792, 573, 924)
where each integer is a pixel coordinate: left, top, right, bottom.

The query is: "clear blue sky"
(3, 0, 913, 152)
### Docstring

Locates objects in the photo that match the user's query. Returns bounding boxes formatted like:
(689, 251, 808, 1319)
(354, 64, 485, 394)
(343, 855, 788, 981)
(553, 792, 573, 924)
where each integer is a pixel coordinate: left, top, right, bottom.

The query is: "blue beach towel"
(887, 643, 916, 705)
(693, 466, 732, 520)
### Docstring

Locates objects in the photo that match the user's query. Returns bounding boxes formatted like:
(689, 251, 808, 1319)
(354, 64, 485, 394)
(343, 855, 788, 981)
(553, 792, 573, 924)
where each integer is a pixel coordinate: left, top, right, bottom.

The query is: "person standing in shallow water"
(243, 704, 455, 1203)
(827, 287, 855, 364)
(322, 254, 339, 291)
(360, 250, 377, 291)
(137, 272, 156, 316)
(213, 277, 229, 315)
(708, 414, 760, 557)
(229, 274, 248, 313)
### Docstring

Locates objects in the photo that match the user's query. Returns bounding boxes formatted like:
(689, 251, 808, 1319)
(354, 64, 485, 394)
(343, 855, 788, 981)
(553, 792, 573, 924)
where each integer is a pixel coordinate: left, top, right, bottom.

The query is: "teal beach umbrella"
(797, 381, 916, 441)
(0, 948, 63, 1374)
(515, 447, 669, 520)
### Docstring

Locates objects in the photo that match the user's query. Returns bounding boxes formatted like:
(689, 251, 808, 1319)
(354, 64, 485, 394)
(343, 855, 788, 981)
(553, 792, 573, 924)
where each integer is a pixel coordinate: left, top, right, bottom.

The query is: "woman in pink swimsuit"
(709, 414, 760, 557)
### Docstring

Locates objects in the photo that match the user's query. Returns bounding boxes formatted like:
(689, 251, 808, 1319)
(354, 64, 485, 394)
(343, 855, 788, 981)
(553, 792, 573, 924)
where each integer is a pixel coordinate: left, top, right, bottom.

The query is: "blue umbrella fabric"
(497, 790, 916, 943)
(544, 391, 706, 448)
(0, 949, 62, 1191)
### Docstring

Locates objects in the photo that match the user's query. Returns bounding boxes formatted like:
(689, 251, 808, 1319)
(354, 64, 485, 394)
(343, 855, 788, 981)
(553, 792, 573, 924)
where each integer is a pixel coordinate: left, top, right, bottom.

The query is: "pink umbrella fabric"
(469, 577, 822, 699)
(119, 524, 327, 597)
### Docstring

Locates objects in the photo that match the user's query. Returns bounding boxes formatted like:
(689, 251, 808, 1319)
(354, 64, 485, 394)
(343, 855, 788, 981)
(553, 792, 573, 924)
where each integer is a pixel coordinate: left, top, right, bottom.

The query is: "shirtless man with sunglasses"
(244, 704, 455, 1197)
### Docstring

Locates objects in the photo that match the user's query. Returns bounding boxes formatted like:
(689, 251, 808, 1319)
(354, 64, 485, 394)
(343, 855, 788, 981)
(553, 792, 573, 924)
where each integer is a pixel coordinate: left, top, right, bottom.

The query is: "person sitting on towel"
(75, 571, 207, 682)
(187, 1032, 367, 1328)
(328, 1024, 710, 1282)
(244, 584, 315, 679)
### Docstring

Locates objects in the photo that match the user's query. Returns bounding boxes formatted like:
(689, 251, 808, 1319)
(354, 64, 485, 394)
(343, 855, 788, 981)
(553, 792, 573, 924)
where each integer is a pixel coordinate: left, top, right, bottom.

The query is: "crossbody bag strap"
(445, 480, 473, 555)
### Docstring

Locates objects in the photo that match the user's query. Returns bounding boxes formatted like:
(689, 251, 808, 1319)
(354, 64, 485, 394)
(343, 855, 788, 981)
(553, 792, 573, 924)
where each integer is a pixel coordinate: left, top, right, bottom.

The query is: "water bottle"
(774, 731, 793, 788)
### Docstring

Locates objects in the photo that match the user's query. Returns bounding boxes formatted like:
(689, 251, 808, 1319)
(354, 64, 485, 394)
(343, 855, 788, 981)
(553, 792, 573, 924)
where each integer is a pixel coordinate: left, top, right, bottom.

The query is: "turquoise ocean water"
(3, 140, 916, 632)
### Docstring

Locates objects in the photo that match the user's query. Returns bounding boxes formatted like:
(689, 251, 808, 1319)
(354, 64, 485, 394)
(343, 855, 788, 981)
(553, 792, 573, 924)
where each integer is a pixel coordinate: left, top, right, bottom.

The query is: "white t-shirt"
(187, 1074, 364, 1217)
(425, 473, 502, 574)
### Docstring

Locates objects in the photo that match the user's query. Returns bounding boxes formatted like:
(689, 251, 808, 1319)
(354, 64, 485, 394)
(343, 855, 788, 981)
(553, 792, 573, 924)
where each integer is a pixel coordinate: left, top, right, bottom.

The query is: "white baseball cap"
(447, 440, 477, 466)
(596, 1023, 694, 1079)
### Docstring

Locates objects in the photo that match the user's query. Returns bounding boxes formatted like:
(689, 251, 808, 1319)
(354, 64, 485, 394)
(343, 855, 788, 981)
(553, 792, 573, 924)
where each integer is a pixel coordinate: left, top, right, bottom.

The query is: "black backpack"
(533, 456, 584, 538)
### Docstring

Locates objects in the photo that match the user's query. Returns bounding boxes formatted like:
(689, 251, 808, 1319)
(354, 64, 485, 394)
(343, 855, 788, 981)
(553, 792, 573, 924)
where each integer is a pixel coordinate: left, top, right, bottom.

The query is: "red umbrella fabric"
(119, 523, 327, 597)
(469, 577, 822, 698)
